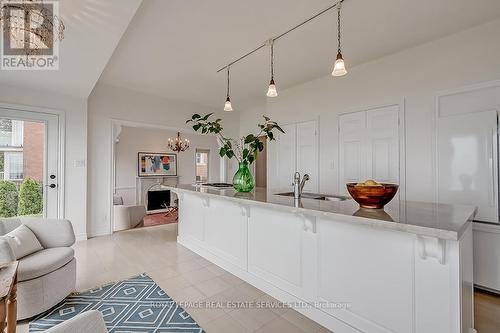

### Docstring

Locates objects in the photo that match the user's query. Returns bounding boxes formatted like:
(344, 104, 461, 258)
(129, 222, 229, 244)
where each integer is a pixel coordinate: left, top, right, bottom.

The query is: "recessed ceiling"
(0, 0, 142, 98)
(100, 0, 500, 107)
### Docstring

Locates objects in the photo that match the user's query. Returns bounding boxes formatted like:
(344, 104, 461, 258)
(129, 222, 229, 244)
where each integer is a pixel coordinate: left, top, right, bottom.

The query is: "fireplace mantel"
(136, 176, 179, 206)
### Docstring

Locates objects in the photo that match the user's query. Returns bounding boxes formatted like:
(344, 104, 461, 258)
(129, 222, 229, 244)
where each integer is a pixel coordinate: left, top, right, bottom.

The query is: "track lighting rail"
(216, 0, 344, 73)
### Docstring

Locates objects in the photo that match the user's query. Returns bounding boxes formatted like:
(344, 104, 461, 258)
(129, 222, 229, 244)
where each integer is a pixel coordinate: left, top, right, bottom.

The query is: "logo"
(0, 0, 62, 70)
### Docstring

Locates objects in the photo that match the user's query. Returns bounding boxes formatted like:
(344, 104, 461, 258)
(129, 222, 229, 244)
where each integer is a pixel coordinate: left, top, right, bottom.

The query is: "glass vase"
(232, 162, 255, 192)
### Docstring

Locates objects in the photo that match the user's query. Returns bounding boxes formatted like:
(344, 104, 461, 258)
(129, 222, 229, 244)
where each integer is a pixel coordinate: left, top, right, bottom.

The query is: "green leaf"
(193, 124, 201, 131)
(263, 115, 270, 121)
(243, 148, 249, 159)
(275, 125, 285, 133)
(201, 113, 213, 121)
(245, 134, 255, 144)
(192, 114, 201, 120)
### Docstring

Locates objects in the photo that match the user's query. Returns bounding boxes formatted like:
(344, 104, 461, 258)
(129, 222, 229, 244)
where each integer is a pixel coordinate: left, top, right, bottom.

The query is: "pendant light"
(266, 40, 278, 97)
(332, 2, 347, 77)
(224, 66, 233, 112)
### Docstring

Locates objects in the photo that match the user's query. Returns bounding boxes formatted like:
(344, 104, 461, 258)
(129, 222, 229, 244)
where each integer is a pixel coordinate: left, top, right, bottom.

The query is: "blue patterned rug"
(29, 273, 204, 332)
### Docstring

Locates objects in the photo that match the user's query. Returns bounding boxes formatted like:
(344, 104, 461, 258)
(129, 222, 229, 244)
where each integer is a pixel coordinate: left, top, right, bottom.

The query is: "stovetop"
(200, 183, 234, 188)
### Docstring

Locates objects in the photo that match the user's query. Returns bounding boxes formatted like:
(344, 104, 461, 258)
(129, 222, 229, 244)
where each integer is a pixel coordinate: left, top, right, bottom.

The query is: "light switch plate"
(74, 160, 86, 168)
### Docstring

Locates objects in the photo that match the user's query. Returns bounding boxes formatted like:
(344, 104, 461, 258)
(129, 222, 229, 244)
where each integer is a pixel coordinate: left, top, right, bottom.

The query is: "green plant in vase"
(187, 113, 285, 192)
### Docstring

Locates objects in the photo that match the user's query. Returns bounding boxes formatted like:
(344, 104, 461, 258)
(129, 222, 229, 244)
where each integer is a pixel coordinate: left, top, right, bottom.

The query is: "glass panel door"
(0, 108, 60, 218)
(195, 149, 209, 183)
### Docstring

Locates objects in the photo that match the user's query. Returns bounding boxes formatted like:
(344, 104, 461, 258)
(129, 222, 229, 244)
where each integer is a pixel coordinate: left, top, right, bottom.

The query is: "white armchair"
(45, 310, 108, 333)
(113, 196, 146, 231)
(0, 218, 76, 320)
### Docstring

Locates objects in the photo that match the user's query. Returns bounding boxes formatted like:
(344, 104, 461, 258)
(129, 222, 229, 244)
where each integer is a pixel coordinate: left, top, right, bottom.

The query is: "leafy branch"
(186, 114, 285, 165)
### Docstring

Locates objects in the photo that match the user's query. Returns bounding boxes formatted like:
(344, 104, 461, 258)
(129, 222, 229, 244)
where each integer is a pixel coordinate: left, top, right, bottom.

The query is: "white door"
(296, 120, 318, 192)
(339, 106, 400, 195)
(0, 108, 61, 218)
(276, 123, 297, 190)
(339, 111, 366, 195)
(366, 106, 400, 184)
(438, 110, 499, 223)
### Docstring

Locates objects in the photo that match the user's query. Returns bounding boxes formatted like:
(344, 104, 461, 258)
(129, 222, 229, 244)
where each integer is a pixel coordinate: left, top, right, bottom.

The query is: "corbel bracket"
(417, 236, 446, 265)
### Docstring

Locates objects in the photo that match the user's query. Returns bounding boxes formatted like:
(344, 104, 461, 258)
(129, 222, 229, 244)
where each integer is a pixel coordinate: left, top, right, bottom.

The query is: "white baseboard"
(75, 233, 88, 241)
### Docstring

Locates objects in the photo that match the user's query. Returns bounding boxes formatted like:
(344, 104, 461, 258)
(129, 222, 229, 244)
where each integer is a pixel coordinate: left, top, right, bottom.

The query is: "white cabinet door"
(296, 121, 318, 192)
(276, 124, 297, 190)
(366, 106, 399, 184)
(438, 110, 499, 223)
(339, 112, 366, 195)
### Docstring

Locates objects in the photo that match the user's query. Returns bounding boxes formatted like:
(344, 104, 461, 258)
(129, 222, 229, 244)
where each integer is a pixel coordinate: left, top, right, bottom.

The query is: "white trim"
(0, 104, 66, 220)
(434, 79, 500, 204)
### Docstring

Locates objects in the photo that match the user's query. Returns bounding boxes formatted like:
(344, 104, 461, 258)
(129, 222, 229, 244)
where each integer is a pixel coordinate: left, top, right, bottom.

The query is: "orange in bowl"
(346, 181, 399, 209)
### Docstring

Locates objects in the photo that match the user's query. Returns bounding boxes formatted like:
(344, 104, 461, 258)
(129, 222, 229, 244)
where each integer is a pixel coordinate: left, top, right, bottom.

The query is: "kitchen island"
(168, 184, 476, 333)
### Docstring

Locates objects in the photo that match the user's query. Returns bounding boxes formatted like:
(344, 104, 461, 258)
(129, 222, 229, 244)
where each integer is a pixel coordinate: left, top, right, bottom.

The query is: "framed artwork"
(138, 152, 177, 177)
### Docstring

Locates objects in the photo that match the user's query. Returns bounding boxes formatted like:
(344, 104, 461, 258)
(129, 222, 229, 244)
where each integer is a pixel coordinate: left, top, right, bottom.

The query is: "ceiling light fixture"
(224, 66, 233, 112)
(168, 132, 190, 152)
(332, 2, 347, 77)
(266, 39, 278, 97)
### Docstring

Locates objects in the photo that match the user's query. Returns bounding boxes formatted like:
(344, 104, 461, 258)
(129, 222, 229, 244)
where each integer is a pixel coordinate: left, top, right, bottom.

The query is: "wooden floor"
(475, 289, 500, 333)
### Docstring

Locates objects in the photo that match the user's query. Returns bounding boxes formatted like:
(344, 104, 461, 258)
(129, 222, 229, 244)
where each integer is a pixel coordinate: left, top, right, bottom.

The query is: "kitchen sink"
(275, 192, 350, 201)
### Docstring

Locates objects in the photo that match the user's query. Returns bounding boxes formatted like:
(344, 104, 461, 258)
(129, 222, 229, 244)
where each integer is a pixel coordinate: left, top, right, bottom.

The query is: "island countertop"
(169, 184, 476, 241)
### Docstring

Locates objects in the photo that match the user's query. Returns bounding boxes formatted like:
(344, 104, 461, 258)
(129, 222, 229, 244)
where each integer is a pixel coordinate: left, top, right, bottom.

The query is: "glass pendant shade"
(332, 52, 347, 77)
(266, 79, 278, 97)
(224, 97, 233, 112)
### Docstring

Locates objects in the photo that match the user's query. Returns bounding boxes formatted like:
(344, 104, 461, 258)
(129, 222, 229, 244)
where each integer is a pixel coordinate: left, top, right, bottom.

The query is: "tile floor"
(17, 223, 331, 333)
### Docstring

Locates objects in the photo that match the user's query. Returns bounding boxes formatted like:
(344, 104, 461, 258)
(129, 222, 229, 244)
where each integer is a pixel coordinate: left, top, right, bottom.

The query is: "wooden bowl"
(346, 183, 399, 209)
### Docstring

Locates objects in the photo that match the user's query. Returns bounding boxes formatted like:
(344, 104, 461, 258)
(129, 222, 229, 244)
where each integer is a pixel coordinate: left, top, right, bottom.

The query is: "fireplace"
(147, 190, 171, 212)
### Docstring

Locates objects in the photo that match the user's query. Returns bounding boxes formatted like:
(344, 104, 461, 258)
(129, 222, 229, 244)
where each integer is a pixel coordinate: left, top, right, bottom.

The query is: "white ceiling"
(0, 0, 142, 98)
(98, 0, 500, 108)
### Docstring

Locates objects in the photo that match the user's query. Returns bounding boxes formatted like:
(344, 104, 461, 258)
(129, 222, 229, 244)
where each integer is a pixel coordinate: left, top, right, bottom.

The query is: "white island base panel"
(175, 191, 474, 333)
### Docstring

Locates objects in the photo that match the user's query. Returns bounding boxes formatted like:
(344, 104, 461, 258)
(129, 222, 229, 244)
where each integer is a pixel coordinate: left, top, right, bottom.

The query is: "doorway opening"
(255, 136, 267, 188)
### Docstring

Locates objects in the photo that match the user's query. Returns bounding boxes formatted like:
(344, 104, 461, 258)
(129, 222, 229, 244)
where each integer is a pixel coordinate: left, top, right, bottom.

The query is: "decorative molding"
(297, 213, 317, 234)
(238, 204, 251, 218)
(201, 196, 210, 208)
(416, 236, 446, 264)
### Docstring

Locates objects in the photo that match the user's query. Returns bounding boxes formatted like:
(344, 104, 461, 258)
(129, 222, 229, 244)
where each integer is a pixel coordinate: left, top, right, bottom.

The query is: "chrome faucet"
(293, 172, 310, 199)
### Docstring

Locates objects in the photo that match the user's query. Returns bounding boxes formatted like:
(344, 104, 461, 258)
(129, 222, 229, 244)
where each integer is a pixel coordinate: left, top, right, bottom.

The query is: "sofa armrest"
(44, 310, 107, 333)
(0, 238, 15, 264)
(20, 218, 75, 248)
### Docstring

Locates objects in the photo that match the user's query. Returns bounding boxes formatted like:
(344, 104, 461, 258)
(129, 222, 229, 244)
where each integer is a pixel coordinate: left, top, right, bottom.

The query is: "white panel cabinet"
(274, 120, 318, 192)
(204, 198, 248, 269)
(437, 110, 499, 223)
(339, 106, 400, 194)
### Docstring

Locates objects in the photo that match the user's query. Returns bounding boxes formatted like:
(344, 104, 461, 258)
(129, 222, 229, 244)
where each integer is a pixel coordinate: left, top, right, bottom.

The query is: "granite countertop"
(168, 184, 476, 241)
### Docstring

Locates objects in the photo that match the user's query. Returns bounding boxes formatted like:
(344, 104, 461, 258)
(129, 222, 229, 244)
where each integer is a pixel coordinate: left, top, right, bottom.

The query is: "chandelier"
(0, 0, 65, 55)
(168, 132, 190, 152)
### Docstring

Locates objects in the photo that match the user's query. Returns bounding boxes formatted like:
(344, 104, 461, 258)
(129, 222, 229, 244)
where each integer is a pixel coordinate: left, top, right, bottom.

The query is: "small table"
(0, 262, 18, 333)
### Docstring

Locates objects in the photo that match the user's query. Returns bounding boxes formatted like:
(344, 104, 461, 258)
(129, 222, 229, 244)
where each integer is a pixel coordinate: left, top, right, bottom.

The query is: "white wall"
(0, 85, 88, 240)
(88, 83, 239, 237)
(239, 18, 500, 202)
(115, 126, 221, 205)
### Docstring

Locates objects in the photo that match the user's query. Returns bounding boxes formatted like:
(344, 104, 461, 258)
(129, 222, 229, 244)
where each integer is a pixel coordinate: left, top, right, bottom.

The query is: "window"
(195, 149, 209, 183)
(0, 119, 23, 147)
(5, 152, 23, 180)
